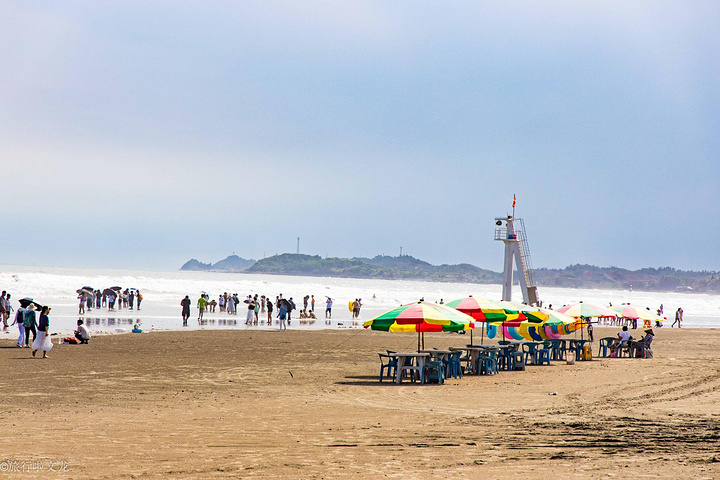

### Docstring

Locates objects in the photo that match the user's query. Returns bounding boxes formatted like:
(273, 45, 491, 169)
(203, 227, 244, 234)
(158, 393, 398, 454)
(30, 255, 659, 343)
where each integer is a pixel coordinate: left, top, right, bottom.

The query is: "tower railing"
(516, 218, 537, 289)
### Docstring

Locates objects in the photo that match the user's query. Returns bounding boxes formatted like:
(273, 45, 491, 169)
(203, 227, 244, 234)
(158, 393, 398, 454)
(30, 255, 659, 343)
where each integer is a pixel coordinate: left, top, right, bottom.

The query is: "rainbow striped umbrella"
(487, 309, 584, 341)
(364, 301, 475, 351)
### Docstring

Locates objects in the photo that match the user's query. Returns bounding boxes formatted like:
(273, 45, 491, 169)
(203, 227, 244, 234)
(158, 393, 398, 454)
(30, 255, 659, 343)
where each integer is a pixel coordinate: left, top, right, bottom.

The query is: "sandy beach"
(1, 326, 719, 479)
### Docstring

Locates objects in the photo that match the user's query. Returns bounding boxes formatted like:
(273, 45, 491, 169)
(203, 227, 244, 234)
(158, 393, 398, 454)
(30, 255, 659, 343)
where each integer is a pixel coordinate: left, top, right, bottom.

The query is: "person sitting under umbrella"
(631, 328, 654, 358)
(610, 325, 631, 356)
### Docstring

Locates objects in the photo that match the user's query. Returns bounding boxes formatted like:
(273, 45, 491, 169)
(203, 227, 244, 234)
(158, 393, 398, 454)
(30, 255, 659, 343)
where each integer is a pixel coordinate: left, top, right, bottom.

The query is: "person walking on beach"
(197, 294, 207, 323)
(311, 295, 315, 313)
(13, 304, 26, 347)
(3, 293, 13, 328)
(23, 304, 37, 347)
(32, 306, 53, 359)
(129, 290, 135, 310)
(1, 293, 9, 328)
(136, 290, 142, 310)
(325, 297, 333, 319)
(181, 295, 191, 326)
(0, 291, 6, 329)
(672, 307, 683, 328)
(303, 295, 309, 313)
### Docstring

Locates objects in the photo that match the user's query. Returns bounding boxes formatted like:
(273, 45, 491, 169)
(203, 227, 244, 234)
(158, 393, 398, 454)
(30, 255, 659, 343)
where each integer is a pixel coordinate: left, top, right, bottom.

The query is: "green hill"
(181, 254, 720, 293)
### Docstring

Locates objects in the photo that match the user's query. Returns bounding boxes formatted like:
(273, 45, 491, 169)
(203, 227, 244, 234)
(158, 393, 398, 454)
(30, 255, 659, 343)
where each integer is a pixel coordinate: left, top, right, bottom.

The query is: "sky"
(1, 1, 718, 272)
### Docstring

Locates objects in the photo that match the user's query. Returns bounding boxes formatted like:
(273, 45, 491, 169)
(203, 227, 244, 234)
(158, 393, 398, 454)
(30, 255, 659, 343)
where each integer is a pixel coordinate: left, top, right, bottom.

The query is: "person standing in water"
(181, 295, 191, 327)
(277, 301, 287, 331)
(266, 297, 273, 324)
(197, 294, 207, 323)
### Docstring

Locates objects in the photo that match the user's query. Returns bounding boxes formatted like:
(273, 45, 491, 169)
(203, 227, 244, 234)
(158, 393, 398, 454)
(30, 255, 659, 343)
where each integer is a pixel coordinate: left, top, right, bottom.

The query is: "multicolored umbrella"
(445, 296, 524, 343)
(364, 301, 475, 351)
(487, 309, 585, 341)
(609, 304, 663, 323)
(557, 302, 618, 319)
(444, 296, 522, 322)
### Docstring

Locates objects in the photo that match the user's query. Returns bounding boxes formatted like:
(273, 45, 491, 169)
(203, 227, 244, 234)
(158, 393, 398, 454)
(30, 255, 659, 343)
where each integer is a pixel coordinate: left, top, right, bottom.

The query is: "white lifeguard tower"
(494, 214, 539, 306)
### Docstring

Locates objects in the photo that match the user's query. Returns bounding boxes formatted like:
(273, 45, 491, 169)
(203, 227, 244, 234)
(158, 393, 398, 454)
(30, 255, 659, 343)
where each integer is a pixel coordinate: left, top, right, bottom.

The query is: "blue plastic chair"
(617, 340, 632, 358)
(496, 347, 515, 371)
(378, 353, 397, 382)
(598, 337, 615, 358)
(513, 350, 526, 371)
(549, 339, 566, 361)
(478, 350, 499, 375)
(536, 348, 551, 365)
(444, 351, 463, 379)
(522, 343, 539, 365)
(424, 360, 445, 384)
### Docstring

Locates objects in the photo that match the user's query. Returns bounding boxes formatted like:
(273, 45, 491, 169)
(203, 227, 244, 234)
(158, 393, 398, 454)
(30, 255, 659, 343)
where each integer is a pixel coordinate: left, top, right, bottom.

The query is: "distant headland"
(180, 254, 720, 294)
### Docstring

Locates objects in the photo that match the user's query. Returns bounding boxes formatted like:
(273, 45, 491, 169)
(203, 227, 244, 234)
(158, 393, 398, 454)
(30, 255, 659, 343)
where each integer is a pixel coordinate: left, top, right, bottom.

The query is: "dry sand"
(1, 326, 719, 479)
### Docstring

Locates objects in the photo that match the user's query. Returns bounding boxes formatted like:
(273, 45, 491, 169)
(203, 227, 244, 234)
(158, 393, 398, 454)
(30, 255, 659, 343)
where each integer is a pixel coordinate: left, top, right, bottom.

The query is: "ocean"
(1, 264, 718, 335)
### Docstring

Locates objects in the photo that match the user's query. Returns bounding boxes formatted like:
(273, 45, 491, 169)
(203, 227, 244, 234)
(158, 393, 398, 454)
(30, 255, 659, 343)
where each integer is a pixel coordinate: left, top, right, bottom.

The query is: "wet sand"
(1, 326, 719, 479)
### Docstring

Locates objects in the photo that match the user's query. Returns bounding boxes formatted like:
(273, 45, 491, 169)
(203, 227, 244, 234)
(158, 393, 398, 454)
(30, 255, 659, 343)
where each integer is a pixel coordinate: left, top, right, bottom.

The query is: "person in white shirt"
(611, 326, 631, 355)
(74, 319, 90, 344)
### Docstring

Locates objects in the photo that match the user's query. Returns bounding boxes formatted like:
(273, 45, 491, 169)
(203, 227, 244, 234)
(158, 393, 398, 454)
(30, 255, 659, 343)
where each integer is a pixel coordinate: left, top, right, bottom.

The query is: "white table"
(394, 352, 430, 384)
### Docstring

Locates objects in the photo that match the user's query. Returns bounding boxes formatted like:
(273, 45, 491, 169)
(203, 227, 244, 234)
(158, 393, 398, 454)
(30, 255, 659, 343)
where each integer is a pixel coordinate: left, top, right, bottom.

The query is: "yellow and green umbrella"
(363, 300, 475, 351)
(445, 296, 523, 343)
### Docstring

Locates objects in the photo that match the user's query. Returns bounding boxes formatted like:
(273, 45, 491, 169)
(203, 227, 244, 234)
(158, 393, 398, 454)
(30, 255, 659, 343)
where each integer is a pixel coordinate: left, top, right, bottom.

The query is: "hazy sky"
(1, 1, 718, 272)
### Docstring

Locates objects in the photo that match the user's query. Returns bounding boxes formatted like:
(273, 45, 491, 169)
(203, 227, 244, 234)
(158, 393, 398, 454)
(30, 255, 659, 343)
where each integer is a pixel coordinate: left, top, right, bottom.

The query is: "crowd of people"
(181, 292, 342, 330)
(77, 288, 143, 314)
(1, 290, 59, 357)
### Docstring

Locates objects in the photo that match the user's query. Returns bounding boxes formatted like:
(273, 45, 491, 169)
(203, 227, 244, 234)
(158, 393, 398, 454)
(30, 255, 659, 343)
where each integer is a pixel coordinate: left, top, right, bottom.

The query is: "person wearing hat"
(23, 304, 38, 347)
(633, 328, 654, 358)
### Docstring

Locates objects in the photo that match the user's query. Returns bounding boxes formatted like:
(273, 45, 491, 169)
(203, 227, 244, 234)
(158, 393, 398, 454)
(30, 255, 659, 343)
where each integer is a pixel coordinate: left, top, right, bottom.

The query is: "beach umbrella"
(18, 298, 43, 309)
(445, 296, 522, 344)
(557, 302, 618, 319)
(609, 304, 663, 326)
(487, 309, 584, 341)
(556, 302, 617, 341)
(109, 286, 122, 291)
(102, 288, 116, 297)
(76, 288, 93, 296)
(363, 301, 475, 351)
